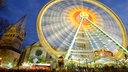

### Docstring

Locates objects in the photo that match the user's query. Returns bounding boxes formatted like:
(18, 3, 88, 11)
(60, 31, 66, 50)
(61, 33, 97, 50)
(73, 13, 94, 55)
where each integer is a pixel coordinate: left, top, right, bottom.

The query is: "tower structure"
(70, 27, 93, 62)
(0, 16, 26, 67)
(0, 16, 26, 52)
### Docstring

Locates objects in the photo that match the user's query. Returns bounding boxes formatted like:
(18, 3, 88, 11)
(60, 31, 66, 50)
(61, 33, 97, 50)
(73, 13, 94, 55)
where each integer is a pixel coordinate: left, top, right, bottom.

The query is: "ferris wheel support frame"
(65, 16, 84, 59)
(85, 18, 128, 56)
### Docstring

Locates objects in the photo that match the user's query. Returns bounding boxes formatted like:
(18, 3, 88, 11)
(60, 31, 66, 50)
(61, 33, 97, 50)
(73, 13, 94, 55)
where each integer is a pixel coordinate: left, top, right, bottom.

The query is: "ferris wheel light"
(80, 12, 89, 19)
(100, 53, 103, 56)
(108, 40, 111, 42)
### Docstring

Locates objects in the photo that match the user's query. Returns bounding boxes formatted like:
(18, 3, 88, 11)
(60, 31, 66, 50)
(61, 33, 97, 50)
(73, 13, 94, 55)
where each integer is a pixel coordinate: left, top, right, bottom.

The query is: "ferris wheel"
(37, 0, 127, 61)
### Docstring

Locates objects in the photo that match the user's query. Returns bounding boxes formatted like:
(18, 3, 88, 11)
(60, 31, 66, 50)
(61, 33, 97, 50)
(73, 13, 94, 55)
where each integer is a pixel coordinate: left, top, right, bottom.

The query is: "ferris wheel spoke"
(42, 24, 64, 35)
(73, 0, 84, 10)
(56, 31, 77, 52)
(53, 2, 69, 12)
(44, 23, 76, 49)
(42, 18, 63, 24)
(44, 9, 62, 15)
(46, 27, 74, 43)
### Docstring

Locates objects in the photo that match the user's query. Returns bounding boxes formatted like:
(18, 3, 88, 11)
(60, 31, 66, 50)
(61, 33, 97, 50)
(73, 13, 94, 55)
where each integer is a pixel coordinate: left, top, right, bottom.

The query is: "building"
(18, 41, 58, 69)
(67, 27, 93, 62)
(0, 16, 26, 67)
(18, 41, 47, 65)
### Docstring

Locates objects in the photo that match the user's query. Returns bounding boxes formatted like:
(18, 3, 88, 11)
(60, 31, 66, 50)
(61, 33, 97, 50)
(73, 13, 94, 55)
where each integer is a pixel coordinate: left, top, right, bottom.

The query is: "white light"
(108, 40, 112, 42)
(100, 53, 103, 56)
(0, 58, 2, 60)
(22, 62, 30, 67)
(36, 64, 51, 66)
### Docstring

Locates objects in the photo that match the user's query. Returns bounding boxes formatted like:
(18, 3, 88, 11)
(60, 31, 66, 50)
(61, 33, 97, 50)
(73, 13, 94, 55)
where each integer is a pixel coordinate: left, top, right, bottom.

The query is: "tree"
(0, 0, 3, 6)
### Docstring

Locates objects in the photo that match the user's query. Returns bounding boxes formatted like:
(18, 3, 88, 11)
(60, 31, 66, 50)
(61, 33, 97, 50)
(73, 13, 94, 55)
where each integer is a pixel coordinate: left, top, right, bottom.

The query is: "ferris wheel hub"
(80, 12, 89, 19)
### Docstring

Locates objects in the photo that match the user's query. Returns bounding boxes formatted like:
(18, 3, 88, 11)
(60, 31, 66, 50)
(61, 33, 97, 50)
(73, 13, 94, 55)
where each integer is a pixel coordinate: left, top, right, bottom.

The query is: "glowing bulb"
(100, 53, 103, 56)
(80, 12, 89, 19)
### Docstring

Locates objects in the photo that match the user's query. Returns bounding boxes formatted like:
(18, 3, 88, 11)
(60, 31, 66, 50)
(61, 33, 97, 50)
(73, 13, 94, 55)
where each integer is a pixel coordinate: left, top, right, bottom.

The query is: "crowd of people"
(0, 65, 128, 72)
(0, 67, 51, 72)
(57, 65, 128, 72)
(0, 58, 128, 72)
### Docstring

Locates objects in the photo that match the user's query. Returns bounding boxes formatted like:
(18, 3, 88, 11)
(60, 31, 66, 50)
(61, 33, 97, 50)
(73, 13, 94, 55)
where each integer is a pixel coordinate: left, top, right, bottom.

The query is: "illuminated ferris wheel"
(37, 0, 128, 61)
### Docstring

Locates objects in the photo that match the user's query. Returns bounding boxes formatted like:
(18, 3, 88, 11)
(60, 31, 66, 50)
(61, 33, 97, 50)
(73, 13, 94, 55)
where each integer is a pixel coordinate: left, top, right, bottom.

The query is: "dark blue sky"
(0, 0, 128, 51)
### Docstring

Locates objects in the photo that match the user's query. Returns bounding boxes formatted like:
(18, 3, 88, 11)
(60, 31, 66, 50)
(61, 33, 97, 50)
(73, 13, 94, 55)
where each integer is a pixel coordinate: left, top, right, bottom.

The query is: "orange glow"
(65, 6, 100, 29)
